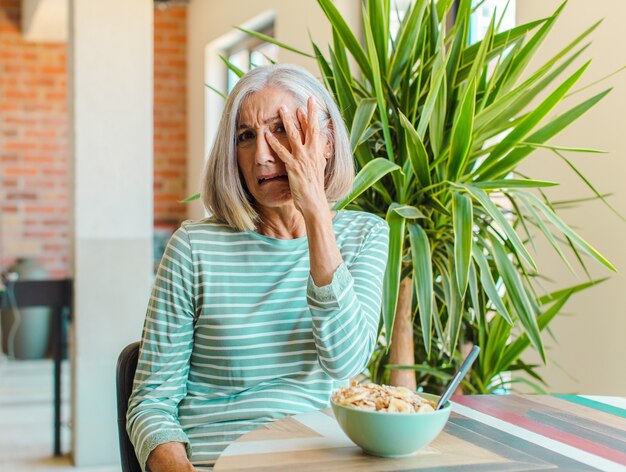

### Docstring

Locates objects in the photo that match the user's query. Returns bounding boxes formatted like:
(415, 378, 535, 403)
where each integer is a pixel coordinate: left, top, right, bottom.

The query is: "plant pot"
(1, 258, 51, 360)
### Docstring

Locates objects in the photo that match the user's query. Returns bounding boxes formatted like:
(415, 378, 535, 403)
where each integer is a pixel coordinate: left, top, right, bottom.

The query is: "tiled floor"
(0, 356, 120, 472)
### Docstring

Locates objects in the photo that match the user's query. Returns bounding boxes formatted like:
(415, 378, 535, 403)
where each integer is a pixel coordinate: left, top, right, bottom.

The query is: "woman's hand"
(264, 96, 330, 218)
(146, 442, 196, 472)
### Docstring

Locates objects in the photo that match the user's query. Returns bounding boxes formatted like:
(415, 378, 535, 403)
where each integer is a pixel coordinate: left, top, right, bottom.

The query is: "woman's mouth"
(258, 173, 289, 185)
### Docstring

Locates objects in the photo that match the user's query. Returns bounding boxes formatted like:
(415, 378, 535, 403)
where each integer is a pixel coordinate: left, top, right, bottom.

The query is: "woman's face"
(236, 86, 304, 212)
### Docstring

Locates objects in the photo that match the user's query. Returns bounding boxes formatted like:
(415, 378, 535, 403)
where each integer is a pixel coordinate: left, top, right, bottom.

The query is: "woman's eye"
(273, 123, 286, 134)
(237, 131, 254, 143)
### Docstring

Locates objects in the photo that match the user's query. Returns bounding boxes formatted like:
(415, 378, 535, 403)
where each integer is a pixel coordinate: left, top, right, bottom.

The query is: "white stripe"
(195, 327, 311, 341)
(193, 338, 313, 351)
(203, 277, 306, 287)
(192, 359, 318, 371)
(580, 395, 626, 410)
(451, 402, 626, 472)
(195, 268, 309, 276)
(192, 349, 317, 361)
(219, 410, 352, 457)
(193, 249, 308, 257)
(195, 306, 306, 319)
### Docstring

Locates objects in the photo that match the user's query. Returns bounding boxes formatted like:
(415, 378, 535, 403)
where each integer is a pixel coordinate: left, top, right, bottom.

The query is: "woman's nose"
(254, 133, 276, 164)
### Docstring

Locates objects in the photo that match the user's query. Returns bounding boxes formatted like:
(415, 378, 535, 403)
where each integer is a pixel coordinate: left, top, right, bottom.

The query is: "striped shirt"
(127, 209, 389, 470)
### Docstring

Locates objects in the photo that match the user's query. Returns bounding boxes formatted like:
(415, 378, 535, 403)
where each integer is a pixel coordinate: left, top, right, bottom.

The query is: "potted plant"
(206, 0, 619, 394)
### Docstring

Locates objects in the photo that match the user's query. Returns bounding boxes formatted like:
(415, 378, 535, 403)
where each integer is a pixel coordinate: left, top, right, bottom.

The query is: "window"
(226, 24, 278, 93)
(470, 0, 516, 44)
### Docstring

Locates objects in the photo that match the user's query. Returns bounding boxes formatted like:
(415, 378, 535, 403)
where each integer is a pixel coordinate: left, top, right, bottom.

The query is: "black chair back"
(116, 341, 141, 472)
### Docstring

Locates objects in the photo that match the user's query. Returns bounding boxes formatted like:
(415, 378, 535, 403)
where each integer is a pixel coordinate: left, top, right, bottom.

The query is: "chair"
(116, 341, 142, 472)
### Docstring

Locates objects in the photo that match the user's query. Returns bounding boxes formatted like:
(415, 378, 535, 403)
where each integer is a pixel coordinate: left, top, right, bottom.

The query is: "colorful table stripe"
(555, 394, 626, 419)
(213, 395, 626, 471)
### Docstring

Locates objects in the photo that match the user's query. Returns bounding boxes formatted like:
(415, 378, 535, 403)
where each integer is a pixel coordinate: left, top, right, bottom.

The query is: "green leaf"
(519, 192, 617, 271)
(445, 0, 469, 90)
(485, 88, 611, 179)
(490, 236, 545, 362)
(204, 83, 227, 100)
(520, 142, 607, 154)
(447, 79, 476, 181)
(460, 18, 547, 69)
(317, 0, 373, 83)
(537, 278, 607, 305)
(399, 112, 432, 187)
(476, 44, 586, 134)
(332, 27, 350, 75)
(219, 55, 244, 78)
(416, 49, 447, 139)
(476, 61, 591, 180)
(445, 262, 463, 354)
(472, 179, 559, 189)
(497, 2, 567, 93)
(497, 290, 574, 373)
(350, 99, 377, 153)
(430, 70, 447, 161)
(409, 223, 433, 356)
(552, 149, 625, 221)
(329, 47, 357, 123)
(180, 193, 200, 203)
(389, 0, 428, 86)
(453, 192, 473, 298)
(362, 7, 394, 165)
(393, 205, 427, 219)
(461, 185, 536, 270)
(383, 203, 407, 347)
(483, 311, 513, 381)
(367, 0, 389, 73)
(516, 192, 574, 273)
(332, 158, 401, 211)
(471, 244, 512, 324)
(235, 27, 315, 58)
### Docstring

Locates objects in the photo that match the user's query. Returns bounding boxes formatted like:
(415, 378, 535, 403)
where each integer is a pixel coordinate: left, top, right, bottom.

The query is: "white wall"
(186, 0, 361, 219)
(516, 1, 626, 395)
(69, 0, 153, 465)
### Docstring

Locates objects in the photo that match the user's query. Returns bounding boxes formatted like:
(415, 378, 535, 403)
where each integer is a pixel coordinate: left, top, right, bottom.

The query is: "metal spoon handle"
(436, 345, 480, 410)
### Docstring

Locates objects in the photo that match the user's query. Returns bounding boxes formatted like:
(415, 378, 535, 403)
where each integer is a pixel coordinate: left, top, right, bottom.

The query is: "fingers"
(264, 131, 294, 166)
(296, 108, 308, 143)
(307, 96, 320, 142)
(278, 106, 304, 151)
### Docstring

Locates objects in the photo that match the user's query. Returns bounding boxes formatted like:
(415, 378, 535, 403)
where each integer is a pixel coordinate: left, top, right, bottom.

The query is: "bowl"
(331, 392, 451, 457)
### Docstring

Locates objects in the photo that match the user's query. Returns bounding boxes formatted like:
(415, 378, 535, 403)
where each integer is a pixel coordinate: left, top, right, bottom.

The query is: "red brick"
(4, 167, 38, 176)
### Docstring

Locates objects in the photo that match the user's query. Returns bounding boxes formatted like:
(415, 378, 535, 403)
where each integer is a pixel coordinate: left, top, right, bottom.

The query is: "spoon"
(436, 345, 480, 410)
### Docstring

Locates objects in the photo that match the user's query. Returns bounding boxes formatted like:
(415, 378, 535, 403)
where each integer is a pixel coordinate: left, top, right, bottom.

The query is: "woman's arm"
(266, 98, 389, 379)
(127, 225, 197, 471)
(146, 442, 196, 472)
(306, 218, 389, 379)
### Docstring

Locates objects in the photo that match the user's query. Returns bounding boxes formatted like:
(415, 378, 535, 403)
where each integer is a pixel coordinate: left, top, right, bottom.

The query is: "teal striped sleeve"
(307, 219, 389, 380)
(126, 225, 196, 471)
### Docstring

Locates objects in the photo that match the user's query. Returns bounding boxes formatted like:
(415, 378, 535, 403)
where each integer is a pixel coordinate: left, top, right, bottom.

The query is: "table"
(0, 279, 72, 457)
(214, 394, 626, 471)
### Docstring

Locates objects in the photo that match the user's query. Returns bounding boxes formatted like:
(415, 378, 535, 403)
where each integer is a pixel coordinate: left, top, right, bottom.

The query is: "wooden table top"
(213, 394, 626, 471)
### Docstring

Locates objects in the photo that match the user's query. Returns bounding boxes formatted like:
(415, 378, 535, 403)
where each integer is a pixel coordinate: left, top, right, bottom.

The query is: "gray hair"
(201, 64, 354, 231)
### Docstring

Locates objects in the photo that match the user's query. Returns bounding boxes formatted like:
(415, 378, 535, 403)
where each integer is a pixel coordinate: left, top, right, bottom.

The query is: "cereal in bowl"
(332, 381, 436, 413)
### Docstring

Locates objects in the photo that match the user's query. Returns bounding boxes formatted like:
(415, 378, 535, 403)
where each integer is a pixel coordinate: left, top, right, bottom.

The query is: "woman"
(127, 64, 389, 471)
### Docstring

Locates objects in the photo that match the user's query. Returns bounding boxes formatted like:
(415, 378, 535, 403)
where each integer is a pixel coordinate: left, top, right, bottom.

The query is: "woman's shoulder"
(176, 217, 245, 241)
(336, 209, 388, 233)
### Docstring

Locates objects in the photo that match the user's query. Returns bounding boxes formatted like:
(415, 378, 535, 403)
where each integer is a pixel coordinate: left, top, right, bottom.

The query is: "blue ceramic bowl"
(331, 392, 451, 457)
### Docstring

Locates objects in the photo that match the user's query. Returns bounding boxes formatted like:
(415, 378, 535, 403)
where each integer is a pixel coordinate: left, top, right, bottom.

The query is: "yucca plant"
(221, 0, 620, 393)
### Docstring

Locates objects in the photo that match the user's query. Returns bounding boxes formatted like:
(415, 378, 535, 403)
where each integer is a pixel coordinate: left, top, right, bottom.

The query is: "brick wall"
(0, 2, 188, 278)
(154, 5, 187, 227)
(0, 0, 69, 278)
